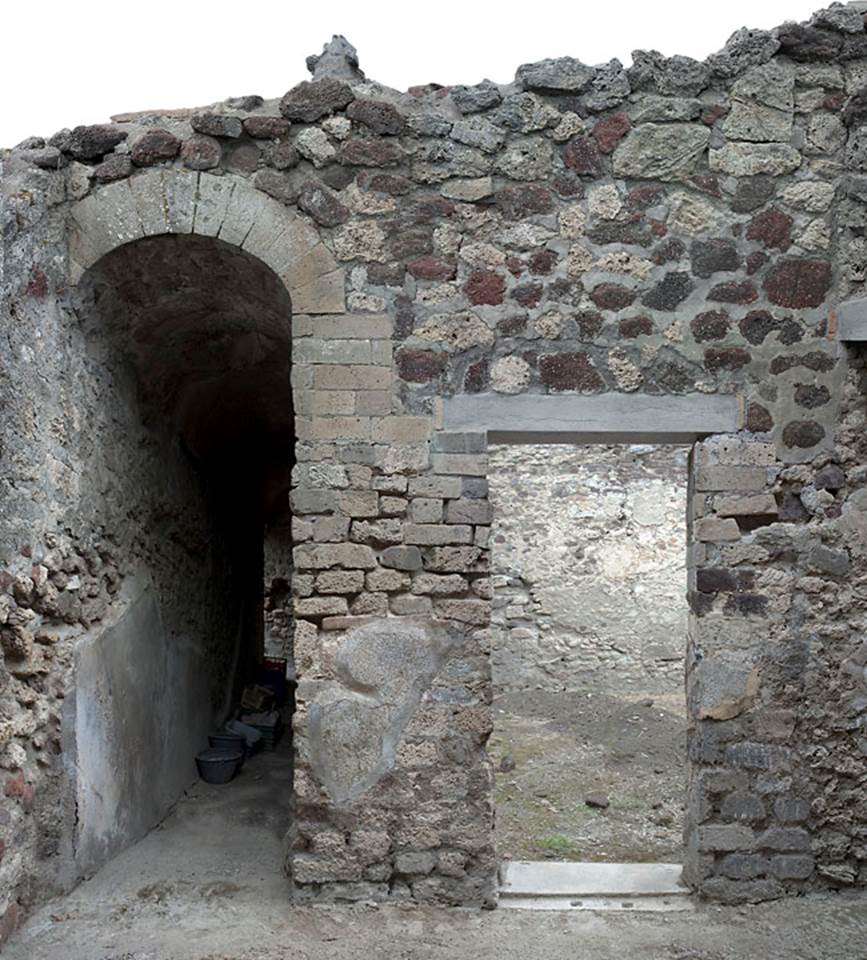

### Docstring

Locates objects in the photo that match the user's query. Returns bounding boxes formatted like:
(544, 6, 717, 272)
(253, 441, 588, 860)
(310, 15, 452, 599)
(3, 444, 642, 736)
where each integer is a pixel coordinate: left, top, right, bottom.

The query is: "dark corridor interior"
(71, 234, 295, 874)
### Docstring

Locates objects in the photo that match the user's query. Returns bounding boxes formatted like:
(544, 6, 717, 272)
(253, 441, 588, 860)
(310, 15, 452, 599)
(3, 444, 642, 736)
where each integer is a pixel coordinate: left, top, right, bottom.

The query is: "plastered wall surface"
(2, 3, 867, 938)
(489, 444, 689, 692)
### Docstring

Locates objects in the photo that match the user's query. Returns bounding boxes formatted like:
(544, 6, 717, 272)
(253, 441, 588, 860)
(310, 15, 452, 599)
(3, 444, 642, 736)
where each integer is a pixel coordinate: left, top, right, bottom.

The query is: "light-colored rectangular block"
(442, 393, 740, 444)
(838, 297, 867, 341)
(309, 314, 393, 340)
(372, 416, 432, 443)
(314, 365, 392, 391)
(294, 339, 372, 365)
(193, 175, 236, 238)
(695, 466, 771, 493)
(129, 171, 170, 236)
(163, 170, 198, 234)
(501, 861, 686, 898)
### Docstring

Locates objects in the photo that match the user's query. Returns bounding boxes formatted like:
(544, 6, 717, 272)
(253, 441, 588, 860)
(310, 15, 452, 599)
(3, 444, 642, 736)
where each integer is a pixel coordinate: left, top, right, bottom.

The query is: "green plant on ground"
(535, 834, 579, 856)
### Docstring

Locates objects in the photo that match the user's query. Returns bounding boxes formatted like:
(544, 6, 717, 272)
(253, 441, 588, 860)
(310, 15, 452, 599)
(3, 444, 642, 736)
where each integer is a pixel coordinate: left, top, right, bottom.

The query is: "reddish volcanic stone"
(181, 136, 221, 170)
(410, 195, 455, 222)
(704, 347, 752, 372)
(359, 172, 415, 195)
(747, 402, 774, 433)
(346, 98, 406, 135)
(747, 207, 794, 250)
(26, 268, 48, 299)
(627, 184, 664, 211)
(691, 174, 722, 198)
(279, 78, 353, 122)
(464, 359, 489, 393)
(0, 903, 18, 946)
(561, 135, 602, 176)
(130, 128, 180, 166)
(824, 93, 846, 111)
(396, 348, 448, 382)
(652, 238, 686, 265)
(465, 270, 506, 305)
(511, 282, 543, 308)
(746, 251, 769, 275)
(406, 255, 457, 281)
(619, 315, 653, 338)
(539, 352, 604, 392)
(691, 310, 730, 342)
(576, 311, 604, 340)
(551, 171, 584, 198)
(701, 103, 729, 126)
(4, 772, 25, 798)
(339, 138, 402, 166)
(505, 256, 524, 277)
(708, 281, 759, 305)
(592, 112, 630, 154)
(497, 315, 527, 336)
(243, 116, 291, 139)
(298, 182, 350, 227)
(387, 226, 433, 260)
(495, 184, 554, 219)
(763, 259, 832, 309)
(529, 249, 558, 275)
(591, 283, 637, 310)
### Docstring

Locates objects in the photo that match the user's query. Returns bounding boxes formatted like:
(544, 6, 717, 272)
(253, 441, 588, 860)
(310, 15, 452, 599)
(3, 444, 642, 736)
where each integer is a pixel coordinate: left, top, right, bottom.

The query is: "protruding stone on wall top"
(306, 35, 365, 82)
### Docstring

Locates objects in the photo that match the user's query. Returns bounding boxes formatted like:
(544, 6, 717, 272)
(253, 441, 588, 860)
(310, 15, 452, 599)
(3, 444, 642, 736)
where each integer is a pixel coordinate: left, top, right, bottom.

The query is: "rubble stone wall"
(0, 208, 247, 925)
(2, 2, 867, 933)
(489, 443, 689, 693)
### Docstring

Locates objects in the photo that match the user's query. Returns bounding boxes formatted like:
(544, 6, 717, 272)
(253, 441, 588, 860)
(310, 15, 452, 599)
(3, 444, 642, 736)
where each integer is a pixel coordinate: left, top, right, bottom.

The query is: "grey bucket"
(208, 731, 248, 765)
(196, 747, 242, 784)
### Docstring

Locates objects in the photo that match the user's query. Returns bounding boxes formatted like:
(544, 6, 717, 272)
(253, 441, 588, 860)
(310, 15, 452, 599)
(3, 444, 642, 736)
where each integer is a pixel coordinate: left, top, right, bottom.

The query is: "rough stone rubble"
(2, 2, 867, 944)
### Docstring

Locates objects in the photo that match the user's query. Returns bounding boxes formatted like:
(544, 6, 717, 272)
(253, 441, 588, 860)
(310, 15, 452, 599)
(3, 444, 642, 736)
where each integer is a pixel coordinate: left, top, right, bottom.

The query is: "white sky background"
(3, 0, 825, 147)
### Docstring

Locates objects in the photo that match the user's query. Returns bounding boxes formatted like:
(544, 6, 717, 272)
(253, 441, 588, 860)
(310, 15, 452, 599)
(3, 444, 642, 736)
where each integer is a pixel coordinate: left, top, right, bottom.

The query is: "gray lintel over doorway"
(837, 297, 867, 341)
(440, 393, 741, 444)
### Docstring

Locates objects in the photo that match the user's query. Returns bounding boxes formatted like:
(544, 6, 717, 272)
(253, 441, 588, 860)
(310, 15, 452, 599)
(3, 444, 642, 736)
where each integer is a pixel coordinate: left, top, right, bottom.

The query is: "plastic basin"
(196, 747, 242, 784)
(208, 731, 248, 765)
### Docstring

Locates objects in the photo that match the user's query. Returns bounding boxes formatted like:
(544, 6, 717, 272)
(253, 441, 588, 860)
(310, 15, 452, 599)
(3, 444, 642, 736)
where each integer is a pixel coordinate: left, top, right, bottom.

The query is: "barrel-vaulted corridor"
(69, 234, 295, 875)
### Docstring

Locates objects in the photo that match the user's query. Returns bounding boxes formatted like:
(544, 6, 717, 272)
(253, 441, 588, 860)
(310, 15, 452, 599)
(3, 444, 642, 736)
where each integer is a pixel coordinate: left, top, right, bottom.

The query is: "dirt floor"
(7, 737, 867, 960)
(489, 685, 686, 863)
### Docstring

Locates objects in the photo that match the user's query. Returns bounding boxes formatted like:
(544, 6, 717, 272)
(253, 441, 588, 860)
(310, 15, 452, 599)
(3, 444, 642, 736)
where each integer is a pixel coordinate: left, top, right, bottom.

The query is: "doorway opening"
(488, 442, 690, 904)
(69, 234, 295, 876)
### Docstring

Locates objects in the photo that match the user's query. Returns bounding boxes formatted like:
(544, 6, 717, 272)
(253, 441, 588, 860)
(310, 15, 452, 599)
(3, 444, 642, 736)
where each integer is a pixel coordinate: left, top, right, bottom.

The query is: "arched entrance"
(63, 172, 338, 876)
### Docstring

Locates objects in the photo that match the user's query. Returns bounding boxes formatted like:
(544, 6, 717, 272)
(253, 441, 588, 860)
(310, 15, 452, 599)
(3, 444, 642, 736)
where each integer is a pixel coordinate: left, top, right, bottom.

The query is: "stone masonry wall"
(489, 443, 689, 692)
(0, 202, 245, 929)
(3, 2, 867, 932)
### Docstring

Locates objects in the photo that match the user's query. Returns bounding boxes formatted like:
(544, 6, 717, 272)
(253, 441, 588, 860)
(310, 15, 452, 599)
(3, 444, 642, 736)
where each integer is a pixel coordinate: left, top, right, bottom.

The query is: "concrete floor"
(7, 745, 867, 960)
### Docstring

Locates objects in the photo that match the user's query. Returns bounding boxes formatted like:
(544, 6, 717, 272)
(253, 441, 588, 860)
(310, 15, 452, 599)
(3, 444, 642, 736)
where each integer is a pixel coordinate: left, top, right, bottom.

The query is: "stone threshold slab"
(500, 894, 694, 912)
(499, 861, 690, 911)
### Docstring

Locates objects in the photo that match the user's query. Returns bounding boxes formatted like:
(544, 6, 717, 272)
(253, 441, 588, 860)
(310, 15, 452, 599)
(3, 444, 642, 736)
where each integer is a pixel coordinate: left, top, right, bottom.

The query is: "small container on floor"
(208, 731, 248, 765)
(196, 747, 242, 784)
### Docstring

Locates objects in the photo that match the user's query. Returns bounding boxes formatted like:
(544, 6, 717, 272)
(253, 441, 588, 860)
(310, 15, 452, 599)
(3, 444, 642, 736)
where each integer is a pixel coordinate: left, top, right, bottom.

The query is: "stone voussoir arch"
(66, 169, 345, 315)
